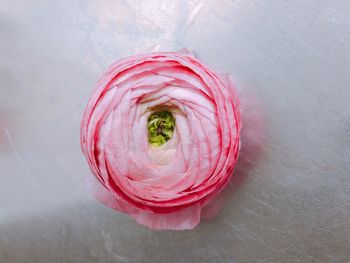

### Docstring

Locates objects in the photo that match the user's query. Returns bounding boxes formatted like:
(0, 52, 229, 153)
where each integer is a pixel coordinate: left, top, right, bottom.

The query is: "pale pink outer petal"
(86, 171, 201, 230)
(130, 204, 201, 230)
(85, 174, 124, 211)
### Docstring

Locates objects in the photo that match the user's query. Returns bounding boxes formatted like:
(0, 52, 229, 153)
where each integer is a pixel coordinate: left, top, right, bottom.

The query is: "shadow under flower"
(202, 88, 266, 220)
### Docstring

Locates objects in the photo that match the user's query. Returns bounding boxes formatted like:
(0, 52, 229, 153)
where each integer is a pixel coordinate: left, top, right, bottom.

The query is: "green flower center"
(147, 110, 175, 147)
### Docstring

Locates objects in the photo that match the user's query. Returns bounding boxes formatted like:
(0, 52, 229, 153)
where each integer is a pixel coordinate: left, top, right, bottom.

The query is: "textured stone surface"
(0, 0, 350, 262)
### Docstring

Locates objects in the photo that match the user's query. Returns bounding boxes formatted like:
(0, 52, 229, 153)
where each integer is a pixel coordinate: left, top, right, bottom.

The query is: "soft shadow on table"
(232, 89, 266, 185)
(202, 88, 266, 219)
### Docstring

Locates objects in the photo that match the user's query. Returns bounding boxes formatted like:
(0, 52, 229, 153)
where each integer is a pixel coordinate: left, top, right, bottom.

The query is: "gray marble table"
(1, 0, 349, 262)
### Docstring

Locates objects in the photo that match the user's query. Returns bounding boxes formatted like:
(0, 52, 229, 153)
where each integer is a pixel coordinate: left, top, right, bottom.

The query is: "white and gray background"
(1, 0, 350, 262)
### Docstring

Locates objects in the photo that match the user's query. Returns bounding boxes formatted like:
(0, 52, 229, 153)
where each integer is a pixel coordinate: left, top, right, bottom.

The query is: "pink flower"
(80, 51, 241, 230)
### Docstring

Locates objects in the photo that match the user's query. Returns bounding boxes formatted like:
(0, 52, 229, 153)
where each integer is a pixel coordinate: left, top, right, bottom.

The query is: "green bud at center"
(147, 110, 175, 147)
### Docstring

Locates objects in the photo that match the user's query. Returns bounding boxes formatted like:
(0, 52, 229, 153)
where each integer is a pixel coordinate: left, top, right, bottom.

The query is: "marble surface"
(1, 0, 350, 262)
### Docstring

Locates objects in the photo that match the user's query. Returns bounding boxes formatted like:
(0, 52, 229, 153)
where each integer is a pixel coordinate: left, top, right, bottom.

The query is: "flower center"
(147, 110, 175, 147)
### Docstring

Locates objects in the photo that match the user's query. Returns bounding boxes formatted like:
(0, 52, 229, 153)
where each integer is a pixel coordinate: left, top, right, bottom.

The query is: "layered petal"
(81, 51, 241, 230)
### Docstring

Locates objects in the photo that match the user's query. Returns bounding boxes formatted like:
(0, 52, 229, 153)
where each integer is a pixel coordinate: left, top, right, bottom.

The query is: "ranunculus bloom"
(80, 51, 241, 230)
